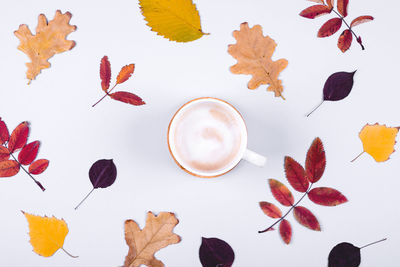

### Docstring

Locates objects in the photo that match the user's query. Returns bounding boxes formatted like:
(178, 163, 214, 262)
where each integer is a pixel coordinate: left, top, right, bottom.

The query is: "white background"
(0, 0, 398, 266)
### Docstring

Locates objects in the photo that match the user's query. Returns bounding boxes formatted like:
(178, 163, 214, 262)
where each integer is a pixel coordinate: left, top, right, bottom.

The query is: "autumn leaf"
(308, 0, 325, 3)
(14, 10, 76, 83)
(337, 0, 349, 18)
(8, 122, 29, 153)
(279, 219, 292, 244)
(0, 118, 9, 145)
(338, 30, 353, 52)
(308, 187, 348, 206)
(139, 0, 208, 42)
(228, 22, 288, 99)
(0, 146, 10, 161)
(299, 5, 332, 19)
(318, 18, 342, 37)
(117, 64, 135, 84)
(199, 237, 235, 267)
(293, 206, 321, 231)
(22, 211, 77, 258)
(269, 179, 294, 207)
(259, 201, 282, 218)
(284, 156, 308, 192)
(351, 16, 374, 28)
(305, 137, 326, 183)
(326, 0, 333, 9)
(100, 56, 111, 91)
(110, 92, 145, 106)
(29, 159, 49, 175)
(124, 211, 181, 267)
(18, 141, 40, 165)
(0, 160, 20, 177)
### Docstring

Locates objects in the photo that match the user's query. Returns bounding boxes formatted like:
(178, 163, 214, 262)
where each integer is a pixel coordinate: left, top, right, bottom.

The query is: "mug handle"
(242, 149, 267, 167)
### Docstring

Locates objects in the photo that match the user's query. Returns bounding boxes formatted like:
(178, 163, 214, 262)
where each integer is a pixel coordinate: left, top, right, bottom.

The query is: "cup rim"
(167, 97, 248, 178)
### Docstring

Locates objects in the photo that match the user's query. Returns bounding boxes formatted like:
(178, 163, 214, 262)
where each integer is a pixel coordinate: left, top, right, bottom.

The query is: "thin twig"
(360, 238, 387, 249)
(92, 84, 117, 107)
(61, 247, 78, 258)
(351, 151, 365, 162)
(74, 188, 95, 210)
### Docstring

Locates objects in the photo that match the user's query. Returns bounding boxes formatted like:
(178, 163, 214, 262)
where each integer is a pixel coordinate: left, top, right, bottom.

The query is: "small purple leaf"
(328, 242, 361, 267)
(323, 71, 356, 101)
(199, 237, 235, 267)
(89, 159, 117, 188)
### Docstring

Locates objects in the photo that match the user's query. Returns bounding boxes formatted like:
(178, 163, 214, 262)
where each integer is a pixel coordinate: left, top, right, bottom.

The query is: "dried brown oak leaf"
(14, 10, 76, 84)
(228, 22, 288, 99)
(124, 212, 181, 267)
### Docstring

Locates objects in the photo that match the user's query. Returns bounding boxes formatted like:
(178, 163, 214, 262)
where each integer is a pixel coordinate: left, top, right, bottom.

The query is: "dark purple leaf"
(89, 159, 117, 188)
(323, 71, 356, 101)
(328, 242, 360, 267)
(199, 237, 235, 267)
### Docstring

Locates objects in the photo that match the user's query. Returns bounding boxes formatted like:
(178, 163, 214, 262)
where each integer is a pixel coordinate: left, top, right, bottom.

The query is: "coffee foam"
(172, 101, 243, 174)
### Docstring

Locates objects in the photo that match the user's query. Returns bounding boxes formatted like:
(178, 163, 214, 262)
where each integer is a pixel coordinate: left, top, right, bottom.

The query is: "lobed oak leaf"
(110, 92, 145, 106)
(337, 0, 349, 18)
(116, 64, 135, 84)
(284, 156, 308, 192)
(0, 160, 20, 177)
(199, 237, 235, 267)
(100, 56, 111, 91)
(318, 18, 343, 37)
(279, 219, 292, 244)
(305, 137, 326, 183)
(351, 16, 374, 28)
(293, 206, 321, 231)
(228, 22, 288, 99)
(124, 211, 181, 267)
(0, 118, 9, 145)
(18, 141, 40, 165)
(29, 159, 49, 175)
(0, 146, 10, 161)
(8, 122, 30, 153)
(308, 187, 348, 206)
(259, 201, 282, 218)
(338, 30, 353, 52)
(300, 5, 333, 19)
(269, 179, 294, 207)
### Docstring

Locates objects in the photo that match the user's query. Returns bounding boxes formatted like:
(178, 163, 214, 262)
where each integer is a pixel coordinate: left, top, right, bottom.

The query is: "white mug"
(167, 97, 266, 178)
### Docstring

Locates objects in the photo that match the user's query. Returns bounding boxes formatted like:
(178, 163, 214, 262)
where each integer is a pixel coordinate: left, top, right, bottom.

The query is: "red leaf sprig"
(300, 0, 374, 52)
(258, 137, 348, 244)
(92, 56, 145, 107)
(0, 118, 49, 191)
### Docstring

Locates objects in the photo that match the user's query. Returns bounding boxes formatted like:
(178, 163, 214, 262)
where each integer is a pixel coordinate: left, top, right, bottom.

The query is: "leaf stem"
(331, 9, 365, 50)
(92, 84, 117, 107)
(351, 151, 365, 162)
(259, 184, 313, 233)
(360, 238, 387, 249)
(61, 247, 78, 258)
(74, 188, 95, 210)
(306, 100, 324, 117)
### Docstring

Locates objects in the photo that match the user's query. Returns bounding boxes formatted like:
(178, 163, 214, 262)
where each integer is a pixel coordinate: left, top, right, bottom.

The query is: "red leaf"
(338, 30, 353, 52)
(0, 118, 9, 145)
(0, 146, 10, 161)
(327, 0, 333, 9)
(269, 179, 294, 207)
(116, 64, 135, 84)
(305, 137, 326, 183)
(308, 187, 348, 206)
(351, 16, 374, 28)
(279, 219, 292, 244)
(0, 160, 20, 177)
(8, 122, 30, 153)
(100, 56, 111, 91)
(318, 18, 343, 38)
(259, 201, 282, 218)
(337, 0, 349, 17)
(18, 141, 40, 165)
(293, 206, 321, 231)
(299, 5, 332, 19)
(110, 91, 145, 106)
(308, 0, 325, 4)
(29, 159, 49, 175)
(284, 156, 309, 192)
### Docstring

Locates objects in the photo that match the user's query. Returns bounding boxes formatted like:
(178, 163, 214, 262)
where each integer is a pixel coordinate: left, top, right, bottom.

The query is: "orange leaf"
(327, 0, 333, 9)
(318, 18, 342, 37)
(0, 146, 10, 161)
(100, 56, 111, 91)
(351, 16, 374, 28)
(337, 0, 349, 17)
(308, 187, 348, 206)
(8, 122, 30, 153)
(269, 179, 294, 207)
(293, 206, 321, 231)
(305, 137, 326, 183)
(259, 201, 282, 218)
(299, 5, 332, 19)
(279, 219, 292, 244)
(18, 141, 40, 165)
(110, 92, 145, 106)
(0, 118, 9, 145)
(116, 64, 135, 84)
(284, 156, 308, 192)
(338, 29, 353, 52)
(0, 160, 20, 177)
(29, 159, 49, 175)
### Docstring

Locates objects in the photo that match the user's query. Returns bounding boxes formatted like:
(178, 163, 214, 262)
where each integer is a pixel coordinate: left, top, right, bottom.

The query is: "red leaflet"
(116, 64, 135, 84)
(305, 137, 326, 183)
(318, 18, 342, 37)
(326, 0, 333, 9)
(29, 159, 49, 175)
(0, 160, 20, 177)
(293, 206, 321, 231)
(269, 179, 294, 207)
(279, 219, 292, 244)
(351, 16, 374, 28)
(259, 202, 282, 218)
(299, 5, 332, 19)
(8, 122, 30, 153)
(0, 146, 10, 161)
(337, 0, 349, 17)
(308, 187, 348, 206)
(109, 92, 145, 106)
(338, 30, 353, 52)
(100, 56, 111, 91)
(0, 118, 9, 145)
(284, 156, 308, 192)
(18, 141, 40, 165)
(308, 0, 325, 4)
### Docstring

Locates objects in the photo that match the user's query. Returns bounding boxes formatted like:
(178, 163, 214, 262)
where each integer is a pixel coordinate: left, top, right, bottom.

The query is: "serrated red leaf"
(351, 16, 374, 28)
(259, 201, 282, 218)
(318, 18, 343, 38)
(299, 5, 332, 19)
(0, 146, 10, 161)
(337, 0, 349, 17)
(100, 56, 111, 91)
(269, 179, 294, 207)
(8, 122, 29, 153)
(279, 219, 292, 244)
(327, 0, 333, 9)
(338, 30, 353, 52)
(0, 118, 9, 145)
(305, 137, 326, 183)
(29, 159, 49, 175)
(308, 187, 348, 206)
(18, 141, 40, 165)
(284, 156, 308, 192)
(0, 160, 20, 177)
(110, 91, 145, 106)
(116, 64, 135, 84)
(293, 206, 321, 231)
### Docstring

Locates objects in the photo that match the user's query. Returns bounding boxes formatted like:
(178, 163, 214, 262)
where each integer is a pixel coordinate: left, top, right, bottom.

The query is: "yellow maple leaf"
(228, 22, 288, 99)
(124, 211, 181, 267)
(22, 211, 77, 258)
(14, 10, 76, 84)
(353, 123, 400, 162)
(139, 0, 208, 42)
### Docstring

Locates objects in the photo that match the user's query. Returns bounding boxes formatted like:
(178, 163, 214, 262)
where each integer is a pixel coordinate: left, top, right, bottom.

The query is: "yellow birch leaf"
(139, 0, 208, 42)
(14, 10, 76, 83)
(357, 123, 400, 162)
(22, 211, 77, 258)
(124, 211, 181, 267)
(228, 22, 288, 99)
